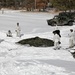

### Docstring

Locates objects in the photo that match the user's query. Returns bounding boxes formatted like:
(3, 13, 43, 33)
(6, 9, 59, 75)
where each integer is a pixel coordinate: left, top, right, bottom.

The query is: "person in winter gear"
(68, 29, 74, 48)
(1, 8, 4, 14)
(73, 30, 75, 45)
(53, 30, 61, 50)
(15, 23, 21, 37)
(7, 30, 12, 37)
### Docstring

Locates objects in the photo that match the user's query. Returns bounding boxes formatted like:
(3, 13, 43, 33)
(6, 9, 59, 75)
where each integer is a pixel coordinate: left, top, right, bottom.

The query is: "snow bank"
(0, 10, 75, 75)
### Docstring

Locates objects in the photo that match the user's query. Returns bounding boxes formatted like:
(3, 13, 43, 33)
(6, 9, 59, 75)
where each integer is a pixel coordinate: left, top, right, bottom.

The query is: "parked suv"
(47, 12, 75, 26)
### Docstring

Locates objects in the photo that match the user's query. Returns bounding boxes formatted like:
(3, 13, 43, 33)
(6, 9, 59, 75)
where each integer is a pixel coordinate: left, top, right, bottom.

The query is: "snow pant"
(69, 38, 74, 48)
(54, 41, 60, 49)
(16, 31, 20, 37)
(73, 38, 75, 45)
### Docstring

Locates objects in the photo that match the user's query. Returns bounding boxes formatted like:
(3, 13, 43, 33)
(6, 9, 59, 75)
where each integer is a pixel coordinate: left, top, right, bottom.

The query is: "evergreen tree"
(51, 0, 75, 11)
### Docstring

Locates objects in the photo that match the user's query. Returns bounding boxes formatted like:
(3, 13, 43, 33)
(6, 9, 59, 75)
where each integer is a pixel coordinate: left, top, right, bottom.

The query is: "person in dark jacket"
(53, 30, 61, 50)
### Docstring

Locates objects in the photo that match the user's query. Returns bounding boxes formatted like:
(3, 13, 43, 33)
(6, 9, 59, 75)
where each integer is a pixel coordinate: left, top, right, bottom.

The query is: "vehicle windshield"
(54, 16, 58, 19)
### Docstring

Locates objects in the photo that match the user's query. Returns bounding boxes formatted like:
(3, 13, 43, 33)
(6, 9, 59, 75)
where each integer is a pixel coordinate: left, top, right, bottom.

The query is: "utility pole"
(35, 0, 36, 9)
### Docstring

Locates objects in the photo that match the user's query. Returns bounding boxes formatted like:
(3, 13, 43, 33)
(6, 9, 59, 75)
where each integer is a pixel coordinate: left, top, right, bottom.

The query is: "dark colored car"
(47, 12, 75, 26)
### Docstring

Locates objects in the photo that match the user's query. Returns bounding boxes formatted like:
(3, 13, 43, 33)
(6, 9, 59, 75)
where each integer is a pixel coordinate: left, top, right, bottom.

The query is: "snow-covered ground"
(0, 10, 75, 75)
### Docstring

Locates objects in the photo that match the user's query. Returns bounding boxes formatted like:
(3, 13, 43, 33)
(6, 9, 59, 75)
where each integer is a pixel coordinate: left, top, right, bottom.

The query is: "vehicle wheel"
(68, 21, 73, 26)
(47, 20, 51, 25)
(51, 22, 56, 26)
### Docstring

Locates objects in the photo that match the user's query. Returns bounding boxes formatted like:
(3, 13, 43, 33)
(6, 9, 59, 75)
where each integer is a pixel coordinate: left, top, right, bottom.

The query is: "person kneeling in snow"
(7, 30, 12, 37)
(53, 30, 61, 50)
